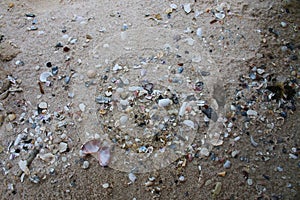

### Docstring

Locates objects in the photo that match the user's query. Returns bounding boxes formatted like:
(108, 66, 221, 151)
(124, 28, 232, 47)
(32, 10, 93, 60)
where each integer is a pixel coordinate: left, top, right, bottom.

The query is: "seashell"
(58, 142, 68, 153)
(39, 72, 52, 83)
(158, 99, 171, 107)
(183, 120, 195, 129)
(128, 173, 137, 182)
(81, 140, 101, 154)
(98, 146, 111, 166)
(183, 3, 192, 14)
(39, 152, 55, 164)
(179, 102, 187, 116)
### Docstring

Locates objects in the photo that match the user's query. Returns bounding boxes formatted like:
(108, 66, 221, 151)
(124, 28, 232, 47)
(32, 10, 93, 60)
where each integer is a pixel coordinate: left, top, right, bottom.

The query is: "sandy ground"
(0, 0, 299, 199)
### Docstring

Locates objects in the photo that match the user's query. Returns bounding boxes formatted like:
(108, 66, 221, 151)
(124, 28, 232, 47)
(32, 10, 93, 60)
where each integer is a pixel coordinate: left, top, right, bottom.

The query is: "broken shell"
(217, 171, 226, 177)
(39, 153, 55, 164)
(183, 3, 192, 14)
(58, 142, 68, 153)
(18, 160, 30, 175)
(81, 140, 101, 154)
(128, 173, 137, 182)
(39, 72, 52, 83)
(98, 146, 111, 167)
(182, 120, 195, 129)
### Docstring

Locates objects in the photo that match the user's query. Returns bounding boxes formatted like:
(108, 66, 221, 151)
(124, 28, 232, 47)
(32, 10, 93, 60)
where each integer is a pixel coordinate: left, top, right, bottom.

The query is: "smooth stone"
(39, 102, 48, 109)
(82, 161, 89, 169)
(247, 110, 257, 116)
(58, 142, 68, 153)
(223, 160, 231, 168)
(87, 70, 96, 78)
(158, 99, 171, 107)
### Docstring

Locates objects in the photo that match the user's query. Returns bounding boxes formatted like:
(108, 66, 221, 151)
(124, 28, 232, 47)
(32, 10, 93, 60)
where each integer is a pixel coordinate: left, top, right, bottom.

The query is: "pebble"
(280, 22, 287, 27)
(223, 160, 231, 169)
(61, 156, 67, 162)
(58, 142, 68, 153)
(158, 99, 171, 107)
(196, 28, 202, 37)
(87, 70, 96, 78)
(102, 183, 109, 189)
(79, 103, 86, 112)
(18, 160, 29, 175)
(82, 161, 89, 169)
(38, 102, 48, 109)
(231, 150, 240, 158)
(178, 175, 185, 182)
(247, 178, 253, 186)
(247, 110, 258, 116)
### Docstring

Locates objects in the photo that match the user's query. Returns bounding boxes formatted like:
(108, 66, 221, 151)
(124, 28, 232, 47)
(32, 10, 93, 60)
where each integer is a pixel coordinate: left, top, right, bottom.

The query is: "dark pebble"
(55, 42, 63, 48)
(290, 55, 298, 60)
(280, 111, 287, 118)
(25, 13, 35, 17)
(46, 62, 52, 68)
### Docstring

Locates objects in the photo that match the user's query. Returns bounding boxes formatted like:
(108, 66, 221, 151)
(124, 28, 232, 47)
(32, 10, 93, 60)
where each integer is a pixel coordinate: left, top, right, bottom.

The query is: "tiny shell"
(183, 120, 195, 129)
(128, 173, 137, 182)
(98, 146, 111, 166)
(18, 160, 29, 175)
(58, 142, 68, 153)
(82, 140, 101, 154)
(39, 72, 52, 82)
(183, 3, 192, 14)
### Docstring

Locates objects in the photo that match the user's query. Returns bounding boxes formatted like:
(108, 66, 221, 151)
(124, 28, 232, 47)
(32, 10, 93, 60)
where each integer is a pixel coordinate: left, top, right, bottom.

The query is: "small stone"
(196, 28, 202, 37)
(280, 22, 287, 28)
(102, 183, 109, 188)
(247, 178, 253, 186)
(7, 113, 16, 121)
(38, 102, 48, 109)
(178, 175, 185, 182)
(247, 110, 257, 116)
(82, 161, 89, 169)
(58, 142, 68, 153)
(87, 70, 96, 78)
(223, 160, 231, 169)
(158, 99, 171, 107)
(231, 150, 240, 158)
(79, 103, 86, 112)
(217, 171, 226, 177)
(61, 156, 67, 162)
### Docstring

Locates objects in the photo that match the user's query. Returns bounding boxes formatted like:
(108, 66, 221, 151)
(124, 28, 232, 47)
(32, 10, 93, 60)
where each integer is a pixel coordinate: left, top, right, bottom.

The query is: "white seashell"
(120, 115, 128, 124)
(183, 120, 195, 129)
(39, 72, 52, 82)
(158, 99, 171, 107)
(98, 146, 111, 167)
(79, 103, 86, 112)
(170, 3, 177, 9)
(39, 153, 55, 164)
(58, 142, 68, 153)
(183, 3, 192, 13)
(18, 160, 29, 175)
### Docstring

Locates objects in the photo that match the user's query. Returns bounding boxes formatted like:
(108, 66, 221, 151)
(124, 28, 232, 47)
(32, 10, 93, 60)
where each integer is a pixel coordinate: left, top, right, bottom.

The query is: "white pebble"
(223, 160, 231, 168)
(79, 103, 86, 112)
(158, 99, 171, 107)
(247, 110, 257, 116)
(102, 183, 109, 188)
(82, 161, 89, 169)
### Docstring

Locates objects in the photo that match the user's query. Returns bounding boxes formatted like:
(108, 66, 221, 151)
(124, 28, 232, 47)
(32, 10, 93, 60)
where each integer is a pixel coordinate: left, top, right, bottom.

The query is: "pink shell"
(98, 146, 111, 167)
(81, 140, 101, 154)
